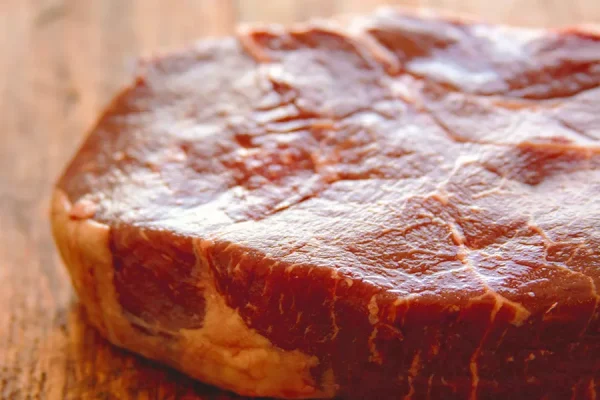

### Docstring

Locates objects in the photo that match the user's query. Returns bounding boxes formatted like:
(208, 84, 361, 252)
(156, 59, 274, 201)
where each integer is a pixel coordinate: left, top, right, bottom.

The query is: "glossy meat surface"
(56, 8, 600, 399)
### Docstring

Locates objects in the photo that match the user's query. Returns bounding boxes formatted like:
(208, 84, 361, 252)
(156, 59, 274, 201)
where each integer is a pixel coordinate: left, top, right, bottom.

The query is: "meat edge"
(50, 189, 337, 399)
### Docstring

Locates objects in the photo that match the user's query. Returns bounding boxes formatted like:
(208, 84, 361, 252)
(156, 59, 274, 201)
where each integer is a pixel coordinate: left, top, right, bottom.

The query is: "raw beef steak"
(52, 8, 600, 400)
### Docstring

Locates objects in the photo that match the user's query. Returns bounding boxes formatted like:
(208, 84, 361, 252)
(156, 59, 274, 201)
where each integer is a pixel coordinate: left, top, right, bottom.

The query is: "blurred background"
(1, 1, 599, 399)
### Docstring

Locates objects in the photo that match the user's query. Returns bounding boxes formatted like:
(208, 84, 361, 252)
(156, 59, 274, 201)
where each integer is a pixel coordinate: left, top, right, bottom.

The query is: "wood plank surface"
(1, 1, 599, 399)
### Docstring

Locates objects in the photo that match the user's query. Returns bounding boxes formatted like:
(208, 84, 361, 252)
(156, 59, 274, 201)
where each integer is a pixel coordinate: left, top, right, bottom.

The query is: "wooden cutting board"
(1, 1, 599, 399)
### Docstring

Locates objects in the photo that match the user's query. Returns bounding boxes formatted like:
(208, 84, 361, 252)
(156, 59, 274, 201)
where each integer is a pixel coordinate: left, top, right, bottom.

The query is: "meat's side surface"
(52, 8, 600, 400)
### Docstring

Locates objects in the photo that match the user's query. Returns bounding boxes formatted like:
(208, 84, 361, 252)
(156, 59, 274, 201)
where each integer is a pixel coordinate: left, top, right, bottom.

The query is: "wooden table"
(1, 1, 599, 398)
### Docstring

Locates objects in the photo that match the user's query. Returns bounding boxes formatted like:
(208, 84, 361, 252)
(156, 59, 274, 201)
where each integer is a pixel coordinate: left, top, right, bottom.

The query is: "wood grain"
(0, 1, 598, 399)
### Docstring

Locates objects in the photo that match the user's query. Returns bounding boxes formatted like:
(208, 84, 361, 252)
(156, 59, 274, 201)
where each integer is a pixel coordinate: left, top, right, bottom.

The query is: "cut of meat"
(51, 8, 600, 400)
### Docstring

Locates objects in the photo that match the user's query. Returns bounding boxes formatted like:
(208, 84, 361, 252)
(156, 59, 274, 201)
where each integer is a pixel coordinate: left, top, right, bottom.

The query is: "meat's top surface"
(59, 9, 600, 321)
